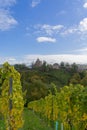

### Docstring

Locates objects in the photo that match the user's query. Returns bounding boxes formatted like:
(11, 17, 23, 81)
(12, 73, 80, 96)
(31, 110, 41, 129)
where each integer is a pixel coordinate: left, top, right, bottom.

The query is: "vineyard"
(0, 62, 24, 130)
(28, 84, 87, 130)
(0, 62, 87, 130)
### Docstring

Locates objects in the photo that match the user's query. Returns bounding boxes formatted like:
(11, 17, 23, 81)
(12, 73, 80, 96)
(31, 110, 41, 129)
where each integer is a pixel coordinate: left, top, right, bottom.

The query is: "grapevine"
(28, 84, 87, 129)
(0, 62, 24, 130)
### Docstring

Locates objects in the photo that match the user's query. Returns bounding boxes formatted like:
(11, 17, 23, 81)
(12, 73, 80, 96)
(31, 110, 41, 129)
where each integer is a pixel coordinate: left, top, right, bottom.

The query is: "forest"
(13, 59, 87, 106)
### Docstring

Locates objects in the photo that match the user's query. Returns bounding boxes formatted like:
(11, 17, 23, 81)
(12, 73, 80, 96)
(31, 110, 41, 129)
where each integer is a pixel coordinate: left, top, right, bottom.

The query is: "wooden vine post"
(0, 62, 24, 130)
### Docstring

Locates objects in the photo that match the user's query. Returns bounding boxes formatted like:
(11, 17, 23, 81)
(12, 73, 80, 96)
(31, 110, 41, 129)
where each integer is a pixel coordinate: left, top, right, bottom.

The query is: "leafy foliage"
(0, 62, 24, 130)
(13, 61, 87, 105)
(28, 84, 87, 130)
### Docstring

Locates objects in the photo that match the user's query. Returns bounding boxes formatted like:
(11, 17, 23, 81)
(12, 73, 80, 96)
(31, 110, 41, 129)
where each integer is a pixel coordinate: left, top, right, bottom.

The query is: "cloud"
(73, 47, 87, 54)
(61, 27, 78, 35)
(57, 10, 67, 16)
(34, 24, 64, 35)
(0, 0, 16, 7)
(41, 24, 63, 30)
(83, 2, 87, 8)
(36, 37, 56, 43)
(0, 0, 18, 31)
(24, 54, 87, 64)
(41, 24, 64, 35)
(62, 17, 87, 35)
(1, 54, 87, 65)
(31, 0, 41, 7)
(27, 18, 87, 43)
(79, 18, 87, 32)
(0, 57, 16, 64)
(0, 9, 18, 31)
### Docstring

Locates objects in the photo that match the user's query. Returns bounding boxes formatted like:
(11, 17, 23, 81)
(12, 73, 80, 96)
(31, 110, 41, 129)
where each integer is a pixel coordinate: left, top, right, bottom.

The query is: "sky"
(0, 0, 87, 64)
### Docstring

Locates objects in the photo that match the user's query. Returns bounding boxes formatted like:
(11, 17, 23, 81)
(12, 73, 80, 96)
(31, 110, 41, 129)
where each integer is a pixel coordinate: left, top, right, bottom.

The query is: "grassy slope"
(20, 108, 53, 130)
(0, 119, 5, 130)
(0, 109, 53, 130)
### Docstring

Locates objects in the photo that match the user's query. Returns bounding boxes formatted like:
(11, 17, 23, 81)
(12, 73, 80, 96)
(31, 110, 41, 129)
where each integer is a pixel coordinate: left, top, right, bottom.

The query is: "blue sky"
(0, 0, 87, 64)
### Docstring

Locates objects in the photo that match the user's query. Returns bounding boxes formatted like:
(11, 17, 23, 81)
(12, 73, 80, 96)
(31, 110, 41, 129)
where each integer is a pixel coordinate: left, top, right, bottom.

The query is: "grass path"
(0, 109, 77, 130)
(20, 108, 53, 130)
(0, 108, 53, 130)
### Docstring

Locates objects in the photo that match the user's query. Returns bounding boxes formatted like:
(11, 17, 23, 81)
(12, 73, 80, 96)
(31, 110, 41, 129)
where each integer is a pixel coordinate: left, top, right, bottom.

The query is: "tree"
(60, 62, 65, 69)
(81, 74, 87, 87)
(70, 73, 81, 85)
(71, 63, 78, 73)
(14, 63, 29, 72)
(32, 59, 42, 68)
